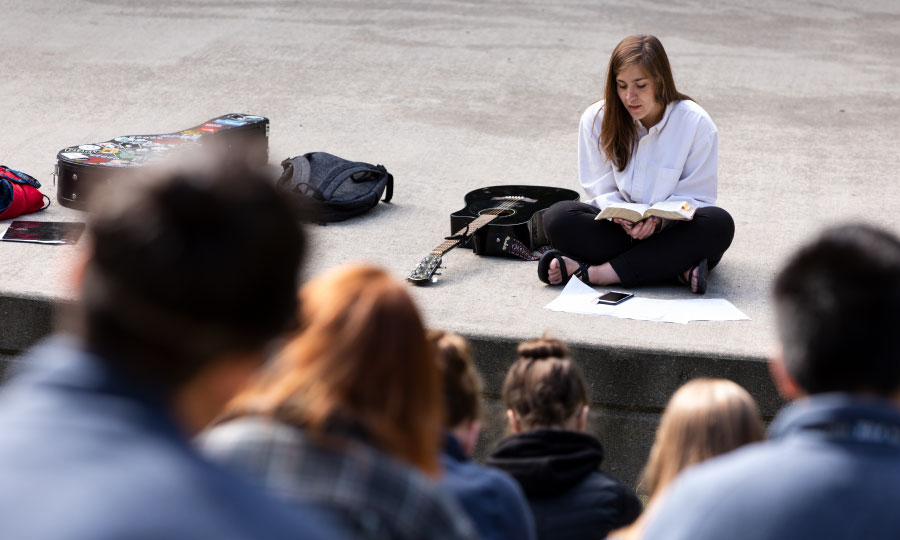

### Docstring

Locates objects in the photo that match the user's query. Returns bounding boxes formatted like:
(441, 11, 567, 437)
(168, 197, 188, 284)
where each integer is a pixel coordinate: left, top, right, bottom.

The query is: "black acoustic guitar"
(55, 113, 269, 210)
(408, 185, 579, 285)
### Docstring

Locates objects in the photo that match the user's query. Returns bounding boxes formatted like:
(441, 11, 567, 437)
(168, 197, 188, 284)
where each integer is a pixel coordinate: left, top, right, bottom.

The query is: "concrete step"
(0, 293, 781, 490)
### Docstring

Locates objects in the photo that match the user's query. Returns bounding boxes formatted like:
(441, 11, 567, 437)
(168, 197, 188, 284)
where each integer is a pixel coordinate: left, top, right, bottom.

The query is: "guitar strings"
(432, 197, 522, 254)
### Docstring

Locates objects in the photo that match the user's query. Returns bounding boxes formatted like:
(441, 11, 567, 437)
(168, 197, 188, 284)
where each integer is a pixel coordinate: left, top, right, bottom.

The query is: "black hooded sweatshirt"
(485, 429, 641, 540)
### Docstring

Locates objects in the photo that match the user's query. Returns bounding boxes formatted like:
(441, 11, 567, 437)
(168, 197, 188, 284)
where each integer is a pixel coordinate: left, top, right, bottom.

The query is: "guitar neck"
(430, 199, 519, 255)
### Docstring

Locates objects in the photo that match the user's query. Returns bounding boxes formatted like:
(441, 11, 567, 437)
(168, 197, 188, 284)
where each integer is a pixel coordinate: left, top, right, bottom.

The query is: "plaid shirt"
(199, 417, 477, 540)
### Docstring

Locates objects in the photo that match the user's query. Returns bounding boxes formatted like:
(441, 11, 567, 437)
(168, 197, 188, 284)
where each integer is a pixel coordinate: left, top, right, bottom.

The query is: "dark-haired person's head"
(502, 337, 589, 432)
(73, 155, 304, 429)
(772, 223, 900, 399)
(429, 330, 483, 455)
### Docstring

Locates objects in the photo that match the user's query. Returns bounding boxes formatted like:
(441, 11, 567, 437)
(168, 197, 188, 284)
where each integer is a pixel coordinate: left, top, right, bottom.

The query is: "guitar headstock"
(408, 253, 442, 285)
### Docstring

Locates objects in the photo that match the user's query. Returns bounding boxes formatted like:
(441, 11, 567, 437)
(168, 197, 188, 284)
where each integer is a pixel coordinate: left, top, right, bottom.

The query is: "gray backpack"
(276, 152, 393, 223)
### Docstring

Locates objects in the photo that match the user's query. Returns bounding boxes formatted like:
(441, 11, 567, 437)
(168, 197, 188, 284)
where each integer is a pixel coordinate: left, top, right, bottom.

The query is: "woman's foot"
(538, 250, 622, 286)
(679, 259, 708, 294)
(548, 256, 587, 285)
(681, 267, 699, 291)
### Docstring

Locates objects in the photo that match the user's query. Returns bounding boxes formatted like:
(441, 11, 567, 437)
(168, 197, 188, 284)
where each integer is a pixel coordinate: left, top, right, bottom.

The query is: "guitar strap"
(444, 223, 551, 261)
(500, 236, 552, 261)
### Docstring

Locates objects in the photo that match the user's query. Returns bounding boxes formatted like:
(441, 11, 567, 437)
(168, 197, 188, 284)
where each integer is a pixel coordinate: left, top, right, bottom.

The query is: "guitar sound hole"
(478, 208, 515, 217)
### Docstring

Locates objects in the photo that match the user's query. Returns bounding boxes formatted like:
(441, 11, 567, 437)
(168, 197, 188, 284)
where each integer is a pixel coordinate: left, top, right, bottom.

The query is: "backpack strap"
(376, 165, 393, 203)
(345, 164, 392, 203)
(278, 156, 324, 199)
(0, 166, 41, 189)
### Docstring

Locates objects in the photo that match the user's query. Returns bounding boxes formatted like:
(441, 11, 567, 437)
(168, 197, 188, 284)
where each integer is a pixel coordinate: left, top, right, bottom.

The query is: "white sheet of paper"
(544, 278, 750, 324)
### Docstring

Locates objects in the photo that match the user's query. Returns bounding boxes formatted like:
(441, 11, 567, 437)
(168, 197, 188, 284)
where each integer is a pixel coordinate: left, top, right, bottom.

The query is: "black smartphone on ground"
(596, 291, 634, 305)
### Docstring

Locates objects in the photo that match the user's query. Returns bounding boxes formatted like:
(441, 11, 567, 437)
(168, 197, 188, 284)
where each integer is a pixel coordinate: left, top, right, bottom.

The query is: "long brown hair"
(599, 35, 693, 171)
(224, 264, 443, 476)
(641, 378, 764, 498)
(501, 338, 589, 429)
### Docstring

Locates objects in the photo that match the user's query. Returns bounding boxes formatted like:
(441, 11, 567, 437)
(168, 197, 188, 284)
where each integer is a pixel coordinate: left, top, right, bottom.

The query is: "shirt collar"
(442, 432, 468, 462)
(16, 335, 187, 440)
(633, 101, 675, 135)
(769, 392, 900, 442)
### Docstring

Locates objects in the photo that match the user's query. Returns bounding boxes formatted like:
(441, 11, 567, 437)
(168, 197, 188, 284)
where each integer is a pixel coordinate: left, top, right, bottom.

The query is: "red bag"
(0, 166, 50, 220)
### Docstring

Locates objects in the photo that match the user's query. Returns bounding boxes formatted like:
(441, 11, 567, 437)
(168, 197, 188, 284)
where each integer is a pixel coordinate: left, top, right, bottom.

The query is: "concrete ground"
(1, 0, 898, 484)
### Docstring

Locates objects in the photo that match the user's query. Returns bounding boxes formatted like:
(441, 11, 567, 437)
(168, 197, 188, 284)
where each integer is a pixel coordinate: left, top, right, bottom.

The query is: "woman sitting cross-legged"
(538, 35, 735, 294)
(198, 264, 475, 540)
(485, 337, 641, 540)
(429, 330, 538, 540)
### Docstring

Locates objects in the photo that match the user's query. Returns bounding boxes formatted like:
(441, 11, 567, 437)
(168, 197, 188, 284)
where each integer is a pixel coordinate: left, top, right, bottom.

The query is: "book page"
(645, 201, 696, 221)
(595, 202, 649, 222)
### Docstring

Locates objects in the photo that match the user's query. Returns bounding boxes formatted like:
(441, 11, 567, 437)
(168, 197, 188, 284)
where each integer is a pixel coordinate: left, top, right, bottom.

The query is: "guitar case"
(55, 113, 269, 210)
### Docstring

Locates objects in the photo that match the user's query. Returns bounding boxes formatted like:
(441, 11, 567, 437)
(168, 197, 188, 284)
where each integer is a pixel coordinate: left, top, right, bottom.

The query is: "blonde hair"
(641, 378, 765, 498)
(610, 378, 764, 540)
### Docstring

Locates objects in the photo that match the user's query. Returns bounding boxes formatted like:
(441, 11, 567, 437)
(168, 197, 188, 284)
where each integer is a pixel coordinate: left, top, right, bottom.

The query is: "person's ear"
(577, 405, 589, 432)
(461, 420, 481, 456)
(769, 345, 803, 401)
(69, 247, 90, 291)
(450, 419, 482, 457)
(506, 409, 521, 433)
(173, 352, 263, 435)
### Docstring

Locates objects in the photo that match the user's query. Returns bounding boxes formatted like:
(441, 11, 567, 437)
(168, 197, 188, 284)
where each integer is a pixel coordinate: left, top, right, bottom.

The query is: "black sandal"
(538, 250, 591, 285)
(678, 258, 708, 294)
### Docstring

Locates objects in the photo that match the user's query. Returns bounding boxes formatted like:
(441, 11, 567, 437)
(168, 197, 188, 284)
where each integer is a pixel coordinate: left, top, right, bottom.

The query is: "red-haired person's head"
(225, 264, 443, 476)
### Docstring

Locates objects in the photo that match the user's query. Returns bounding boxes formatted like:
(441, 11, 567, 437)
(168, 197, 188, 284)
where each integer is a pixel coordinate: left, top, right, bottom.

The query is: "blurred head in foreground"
(609, 378, 764, 540)
(74, 153, 304, 430)
(642, 378, 765, 500)
(225, 264, 444, 476)
(771, 223, 900, 400)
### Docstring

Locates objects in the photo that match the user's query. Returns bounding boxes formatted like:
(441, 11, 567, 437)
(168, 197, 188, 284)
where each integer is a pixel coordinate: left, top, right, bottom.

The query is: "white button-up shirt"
(578, 99, 718, 210)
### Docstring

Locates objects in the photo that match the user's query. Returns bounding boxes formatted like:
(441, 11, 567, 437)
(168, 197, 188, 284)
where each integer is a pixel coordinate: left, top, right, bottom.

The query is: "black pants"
(542, 201, 735, 287)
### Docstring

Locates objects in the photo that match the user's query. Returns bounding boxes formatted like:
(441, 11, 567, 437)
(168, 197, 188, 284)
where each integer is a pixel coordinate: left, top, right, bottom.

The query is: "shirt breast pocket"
(651, 167, 682, 202)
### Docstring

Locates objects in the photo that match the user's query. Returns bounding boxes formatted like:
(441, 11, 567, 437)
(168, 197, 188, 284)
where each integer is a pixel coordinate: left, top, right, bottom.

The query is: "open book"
(595, 201, 695, 222)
